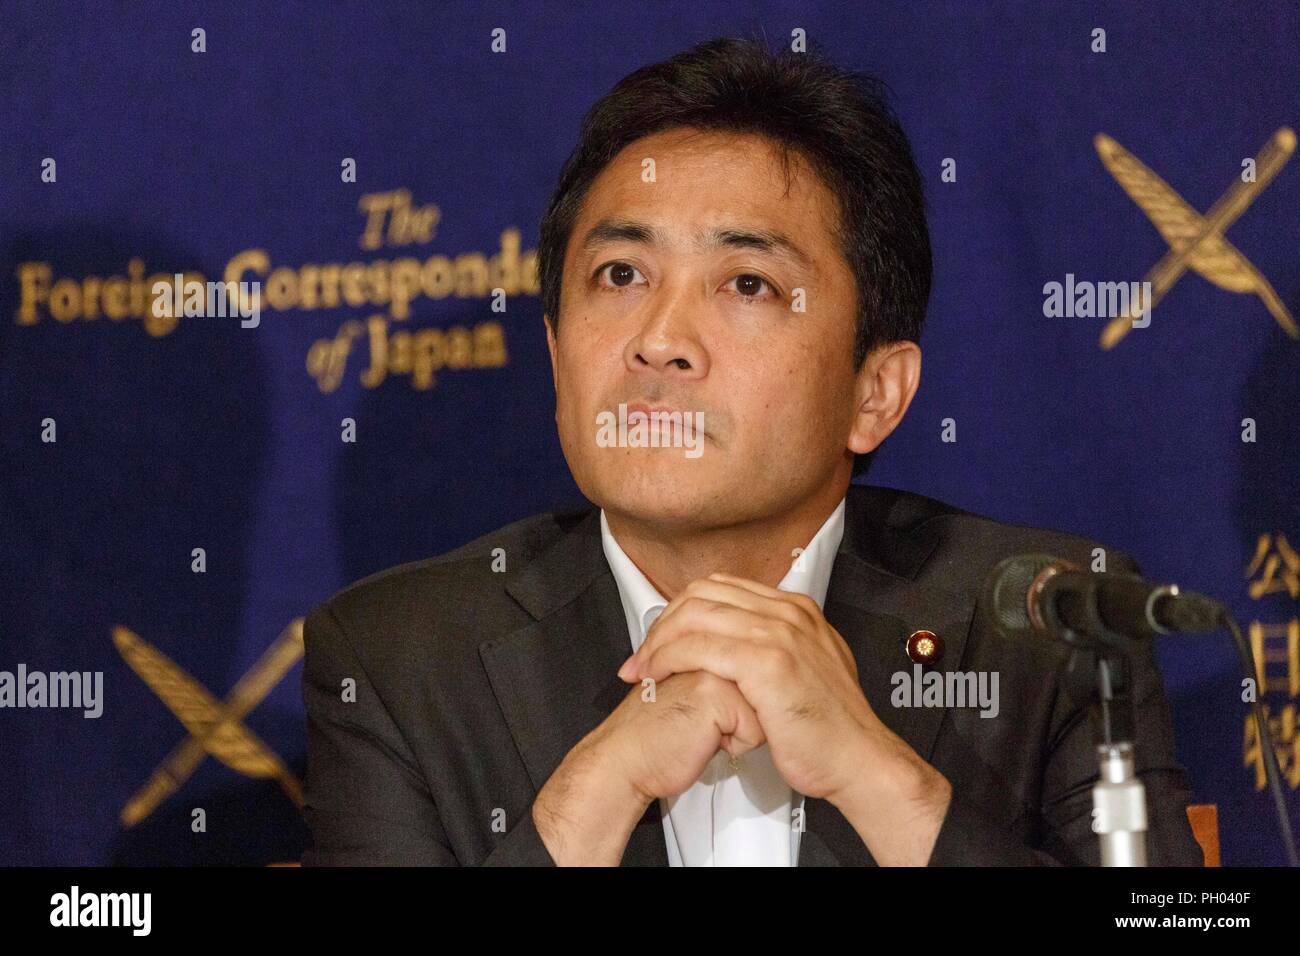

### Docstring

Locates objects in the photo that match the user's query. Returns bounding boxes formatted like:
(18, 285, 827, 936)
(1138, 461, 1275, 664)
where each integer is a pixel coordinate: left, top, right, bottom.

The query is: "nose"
(622, 280, 709, 380)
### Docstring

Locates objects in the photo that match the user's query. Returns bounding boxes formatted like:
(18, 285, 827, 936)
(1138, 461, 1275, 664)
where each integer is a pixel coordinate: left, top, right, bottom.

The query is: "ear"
(544, 313, 559, 390)
(846, 341, 922, 456)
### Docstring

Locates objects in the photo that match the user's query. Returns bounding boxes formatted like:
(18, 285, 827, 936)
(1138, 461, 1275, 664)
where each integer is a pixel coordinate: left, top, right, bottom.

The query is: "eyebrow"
(582, 218, 660, 250)
(580, 217, 812, 269)
(711, 226, 812, 269)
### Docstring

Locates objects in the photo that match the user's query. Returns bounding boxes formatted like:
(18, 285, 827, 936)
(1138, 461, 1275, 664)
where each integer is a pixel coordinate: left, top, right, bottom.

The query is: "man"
(301, 37, 1202, 866)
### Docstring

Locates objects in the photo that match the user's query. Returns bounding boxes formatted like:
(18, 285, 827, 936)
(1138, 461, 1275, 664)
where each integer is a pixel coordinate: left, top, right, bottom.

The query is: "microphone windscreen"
(983, 553, 1062, 640)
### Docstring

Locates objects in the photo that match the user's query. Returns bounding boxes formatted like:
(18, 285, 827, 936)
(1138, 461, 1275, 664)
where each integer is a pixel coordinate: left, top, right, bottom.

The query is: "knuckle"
(760, 647, 795, 680)
(791, 592, 818, 615)
(680, 595, 712, 615)
(691, 670, 726, 695)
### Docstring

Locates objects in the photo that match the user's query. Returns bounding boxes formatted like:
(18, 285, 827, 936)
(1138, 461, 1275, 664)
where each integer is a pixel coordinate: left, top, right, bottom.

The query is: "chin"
(583, 456, 749, 525)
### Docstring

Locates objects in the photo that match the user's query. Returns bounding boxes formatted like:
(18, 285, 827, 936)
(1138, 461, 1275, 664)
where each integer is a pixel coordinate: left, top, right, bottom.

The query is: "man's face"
(546, 127, 866, 529)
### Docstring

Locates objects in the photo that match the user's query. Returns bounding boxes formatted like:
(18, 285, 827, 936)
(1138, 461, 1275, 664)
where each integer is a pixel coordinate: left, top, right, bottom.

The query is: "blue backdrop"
(2, 0, 1297, 865)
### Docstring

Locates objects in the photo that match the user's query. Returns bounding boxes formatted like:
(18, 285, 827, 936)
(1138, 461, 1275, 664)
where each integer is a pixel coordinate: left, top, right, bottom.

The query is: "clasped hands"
(615, 572, 952, 865)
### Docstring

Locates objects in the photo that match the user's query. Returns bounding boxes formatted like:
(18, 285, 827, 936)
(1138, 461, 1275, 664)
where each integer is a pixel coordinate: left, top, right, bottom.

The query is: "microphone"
(985, 554, 1300, 867)
(985, 553, 1223, 646)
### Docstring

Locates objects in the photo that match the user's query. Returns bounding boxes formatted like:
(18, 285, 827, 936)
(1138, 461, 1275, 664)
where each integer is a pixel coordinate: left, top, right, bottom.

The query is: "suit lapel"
(798, 492, 977, 864)
(478, 507, 668, 865)
(825, 554, 976, 768)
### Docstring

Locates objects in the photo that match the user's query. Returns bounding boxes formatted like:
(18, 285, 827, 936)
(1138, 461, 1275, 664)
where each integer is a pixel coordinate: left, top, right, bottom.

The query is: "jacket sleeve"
(300, 601, 555, 866)
(926, 551, 1204, 867)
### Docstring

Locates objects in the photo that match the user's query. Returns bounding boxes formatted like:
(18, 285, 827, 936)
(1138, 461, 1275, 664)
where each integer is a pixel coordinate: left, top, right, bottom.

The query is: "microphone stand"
(1048, 577, 1148, 866)
(1088, 656, 1148, 866)
(992, 555, 1299, 865)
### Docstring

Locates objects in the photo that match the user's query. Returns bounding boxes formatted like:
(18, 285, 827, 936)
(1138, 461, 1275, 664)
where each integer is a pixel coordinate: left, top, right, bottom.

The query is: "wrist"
(533, 738, 652, 865)
(828, 726, 952, 865)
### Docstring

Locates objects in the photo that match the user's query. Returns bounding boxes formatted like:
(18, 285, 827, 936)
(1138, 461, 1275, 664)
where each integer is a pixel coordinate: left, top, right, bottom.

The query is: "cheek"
(555, 319, 620, 408)
(741, 358, 844, 449)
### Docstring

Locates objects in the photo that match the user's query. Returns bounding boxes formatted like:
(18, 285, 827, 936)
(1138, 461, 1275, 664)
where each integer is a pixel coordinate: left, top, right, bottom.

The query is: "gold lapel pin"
(906, 629, 943, 665)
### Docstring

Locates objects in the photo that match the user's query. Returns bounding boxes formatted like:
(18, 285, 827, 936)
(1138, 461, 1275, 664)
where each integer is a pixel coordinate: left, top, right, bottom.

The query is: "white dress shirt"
(599, 496, 847, 866)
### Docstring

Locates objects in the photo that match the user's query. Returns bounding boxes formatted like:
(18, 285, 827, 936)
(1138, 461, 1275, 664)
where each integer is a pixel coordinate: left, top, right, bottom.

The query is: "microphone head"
(983, 553, 1066, 640)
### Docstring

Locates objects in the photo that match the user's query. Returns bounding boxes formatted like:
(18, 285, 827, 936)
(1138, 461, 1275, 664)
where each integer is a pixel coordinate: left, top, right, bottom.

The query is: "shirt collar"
(599, 496, 848, 651)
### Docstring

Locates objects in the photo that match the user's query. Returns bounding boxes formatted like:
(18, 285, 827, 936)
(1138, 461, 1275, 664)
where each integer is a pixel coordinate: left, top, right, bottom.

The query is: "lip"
(621, 402, 707, 438)
(624, 402, 684, 420)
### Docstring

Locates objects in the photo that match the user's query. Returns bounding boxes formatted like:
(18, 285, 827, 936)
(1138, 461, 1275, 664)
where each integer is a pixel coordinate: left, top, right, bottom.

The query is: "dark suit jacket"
(300, 484, 1203, 866)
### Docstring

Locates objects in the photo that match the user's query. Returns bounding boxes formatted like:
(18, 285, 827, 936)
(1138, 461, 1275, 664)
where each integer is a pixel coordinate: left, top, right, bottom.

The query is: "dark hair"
(538, 36, 931, 478)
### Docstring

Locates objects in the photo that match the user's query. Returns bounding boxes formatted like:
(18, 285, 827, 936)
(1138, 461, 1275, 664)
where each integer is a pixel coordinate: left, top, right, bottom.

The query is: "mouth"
(625, 402, 685, 422)
(623, 402, 707, 434)
(592, 400, 712, 458)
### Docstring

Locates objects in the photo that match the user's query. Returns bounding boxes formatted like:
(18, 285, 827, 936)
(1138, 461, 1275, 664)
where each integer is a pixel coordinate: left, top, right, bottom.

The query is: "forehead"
(569, 128, 844, 253)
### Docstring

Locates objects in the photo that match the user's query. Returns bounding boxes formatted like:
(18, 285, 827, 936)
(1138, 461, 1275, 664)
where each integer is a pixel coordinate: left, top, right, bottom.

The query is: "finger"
(646, 579, 762, 637)
(655, 576, 800, 632)
(708, 572, 823, 623)
(712, 680, 766, 756)
(624, 601, 782, 681)
(636, 582, 801, 666)
(707, 572, 787, 599)
(706, 574, 853, 673)
(639, 630, 784, 693)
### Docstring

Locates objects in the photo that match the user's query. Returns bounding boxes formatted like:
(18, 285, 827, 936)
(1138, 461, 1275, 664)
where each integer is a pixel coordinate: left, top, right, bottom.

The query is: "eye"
(725, 273, 778, 299)
(595, 261, 647, 290)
